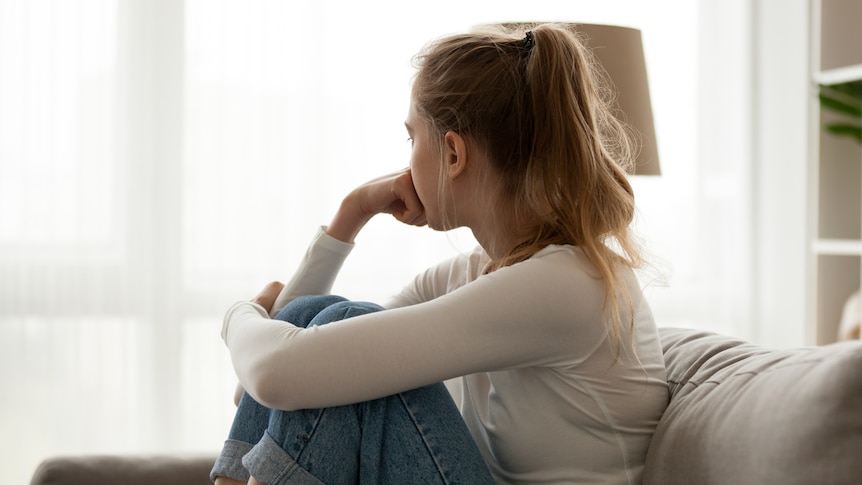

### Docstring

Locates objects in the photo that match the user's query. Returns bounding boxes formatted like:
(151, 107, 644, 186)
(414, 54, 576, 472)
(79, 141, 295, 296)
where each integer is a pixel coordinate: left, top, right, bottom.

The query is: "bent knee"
(309, 300, 385, 325)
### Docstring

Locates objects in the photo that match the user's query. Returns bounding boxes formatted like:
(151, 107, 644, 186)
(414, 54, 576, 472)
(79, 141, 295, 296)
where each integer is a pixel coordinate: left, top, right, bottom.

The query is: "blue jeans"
(210, 295, 494, 485)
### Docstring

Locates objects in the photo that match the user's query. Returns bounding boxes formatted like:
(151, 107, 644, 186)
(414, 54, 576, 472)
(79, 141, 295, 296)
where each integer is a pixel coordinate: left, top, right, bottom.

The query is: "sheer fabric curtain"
(1, 1, 756, 482)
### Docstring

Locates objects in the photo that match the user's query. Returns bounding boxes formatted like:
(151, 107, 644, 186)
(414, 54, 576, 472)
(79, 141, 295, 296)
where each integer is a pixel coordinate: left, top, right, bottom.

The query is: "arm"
(268, 168, 426, 316)
(230, 167, 430, 402)
(223, 248, 612, 411)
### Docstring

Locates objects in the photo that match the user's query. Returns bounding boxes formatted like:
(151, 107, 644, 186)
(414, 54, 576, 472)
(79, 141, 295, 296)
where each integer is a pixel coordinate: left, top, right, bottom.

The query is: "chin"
(424, 217, 447, 232)
(427, 218, 460, 233)
(426, 221, 447, 232)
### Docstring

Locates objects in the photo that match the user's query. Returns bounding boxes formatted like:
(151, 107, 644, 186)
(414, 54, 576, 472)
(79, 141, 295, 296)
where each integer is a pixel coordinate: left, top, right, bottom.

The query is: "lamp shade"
(490, 23, 661, 175)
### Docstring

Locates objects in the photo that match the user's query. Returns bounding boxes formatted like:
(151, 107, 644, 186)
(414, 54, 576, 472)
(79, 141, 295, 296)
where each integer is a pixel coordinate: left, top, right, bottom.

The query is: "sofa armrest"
(30, 454, 216, 485)
(645, 328, 862, 485)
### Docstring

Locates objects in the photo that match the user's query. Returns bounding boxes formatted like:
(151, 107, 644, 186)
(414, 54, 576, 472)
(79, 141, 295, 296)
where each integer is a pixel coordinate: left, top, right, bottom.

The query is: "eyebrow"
(404, 122, 413, 133)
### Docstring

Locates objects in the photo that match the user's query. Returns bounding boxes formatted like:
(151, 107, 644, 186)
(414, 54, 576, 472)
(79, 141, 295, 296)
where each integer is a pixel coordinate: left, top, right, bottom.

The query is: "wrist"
(326, 192, 372, 243)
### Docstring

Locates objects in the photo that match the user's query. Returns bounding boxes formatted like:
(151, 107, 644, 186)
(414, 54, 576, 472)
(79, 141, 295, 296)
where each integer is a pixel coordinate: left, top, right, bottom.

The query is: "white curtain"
(1, 0, 762, 482)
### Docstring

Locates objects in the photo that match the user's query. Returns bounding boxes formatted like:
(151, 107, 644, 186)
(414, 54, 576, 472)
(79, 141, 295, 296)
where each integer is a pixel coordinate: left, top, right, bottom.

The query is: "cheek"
(412, 168, 445, 229)
(410, 154, 435, 203)
(411, 168, 434, 209)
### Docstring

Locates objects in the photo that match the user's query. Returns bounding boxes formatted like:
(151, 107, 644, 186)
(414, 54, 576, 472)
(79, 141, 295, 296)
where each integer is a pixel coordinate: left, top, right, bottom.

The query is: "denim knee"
(308, 300, 385, 326)
(273, 295, 348, 327)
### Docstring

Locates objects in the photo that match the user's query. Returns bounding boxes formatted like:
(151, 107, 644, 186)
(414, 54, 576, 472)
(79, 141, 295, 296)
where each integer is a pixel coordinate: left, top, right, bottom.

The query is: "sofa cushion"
(30, 454, 215, 485)
(644, 327, 862, 485)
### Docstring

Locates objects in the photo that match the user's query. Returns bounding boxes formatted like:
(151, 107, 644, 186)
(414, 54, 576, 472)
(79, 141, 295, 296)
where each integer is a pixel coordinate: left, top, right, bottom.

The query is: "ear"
(443, 131, 469, 180)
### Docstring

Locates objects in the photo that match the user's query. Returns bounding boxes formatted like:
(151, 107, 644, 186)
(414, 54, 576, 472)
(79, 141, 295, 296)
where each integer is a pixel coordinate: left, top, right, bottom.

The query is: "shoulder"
(483, 244, 649, 327)
(517, 244, 644, 299)
(491, 245, 604, 292)
(386, 245, 490, 308)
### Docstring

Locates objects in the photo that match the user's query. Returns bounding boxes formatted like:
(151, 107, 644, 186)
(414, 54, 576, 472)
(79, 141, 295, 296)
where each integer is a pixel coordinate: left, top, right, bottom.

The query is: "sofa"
(30, 327, 862, 485)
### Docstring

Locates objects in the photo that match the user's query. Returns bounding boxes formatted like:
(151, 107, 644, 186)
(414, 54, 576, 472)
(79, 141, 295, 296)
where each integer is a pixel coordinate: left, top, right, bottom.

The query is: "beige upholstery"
(643, 328, 862, 485)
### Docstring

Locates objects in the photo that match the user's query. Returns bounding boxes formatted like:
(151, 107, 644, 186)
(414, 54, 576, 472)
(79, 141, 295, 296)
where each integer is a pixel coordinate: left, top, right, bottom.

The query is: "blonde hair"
(411, 23, 644, 355)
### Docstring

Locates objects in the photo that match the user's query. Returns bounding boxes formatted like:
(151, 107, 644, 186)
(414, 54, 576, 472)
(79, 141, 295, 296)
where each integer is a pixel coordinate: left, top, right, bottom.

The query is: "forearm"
(326, 191, 373, 244)
(270, 172, 409, 314)
(269, 227, 354, 316)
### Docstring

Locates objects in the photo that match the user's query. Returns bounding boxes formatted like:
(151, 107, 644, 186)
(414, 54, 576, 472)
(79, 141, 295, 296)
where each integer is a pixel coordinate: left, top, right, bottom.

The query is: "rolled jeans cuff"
(210, 439, 254, 482)
(242, 432, 328, 485)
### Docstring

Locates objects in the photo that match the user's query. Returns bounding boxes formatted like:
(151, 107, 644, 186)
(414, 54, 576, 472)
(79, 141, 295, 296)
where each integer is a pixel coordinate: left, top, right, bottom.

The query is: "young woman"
(212, 23, 668, 485)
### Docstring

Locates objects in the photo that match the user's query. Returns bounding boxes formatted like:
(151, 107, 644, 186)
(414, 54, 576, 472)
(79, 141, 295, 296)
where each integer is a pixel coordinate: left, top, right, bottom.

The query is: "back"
(391, 245, 668, 484)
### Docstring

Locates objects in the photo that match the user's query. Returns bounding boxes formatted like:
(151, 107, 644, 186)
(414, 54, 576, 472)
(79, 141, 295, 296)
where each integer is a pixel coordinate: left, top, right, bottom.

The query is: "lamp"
(490, 23, 661, 175)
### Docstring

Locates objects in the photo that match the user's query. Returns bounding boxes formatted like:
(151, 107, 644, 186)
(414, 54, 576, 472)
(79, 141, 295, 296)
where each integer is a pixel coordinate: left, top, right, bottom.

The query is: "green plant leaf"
(825, 123, 862, 142)
(819, 92, 862, 118)
(819, 80, 862, 144)
(829, 80, 862, 99)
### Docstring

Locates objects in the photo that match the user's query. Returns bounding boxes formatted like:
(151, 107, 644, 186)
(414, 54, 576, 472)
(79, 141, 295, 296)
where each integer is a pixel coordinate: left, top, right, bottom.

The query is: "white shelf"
(814, 239, 862, 256)
(815, 63, 862, 85)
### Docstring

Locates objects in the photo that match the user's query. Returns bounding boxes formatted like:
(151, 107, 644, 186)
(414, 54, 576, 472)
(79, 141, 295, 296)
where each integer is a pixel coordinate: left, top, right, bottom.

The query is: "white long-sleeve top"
(222, 227, 668, 485)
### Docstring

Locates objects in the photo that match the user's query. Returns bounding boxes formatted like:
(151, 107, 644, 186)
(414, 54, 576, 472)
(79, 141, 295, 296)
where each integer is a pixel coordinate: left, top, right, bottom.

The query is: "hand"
(327, 168, 426, 243)
(251, 281, 285, 314)
(356, 168, 427, 225)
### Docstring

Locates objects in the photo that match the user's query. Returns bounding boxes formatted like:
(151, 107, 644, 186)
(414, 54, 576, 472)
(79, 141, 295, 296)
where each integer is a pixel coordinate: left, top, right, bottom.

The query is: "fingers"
(389, 170, 426, 226)
(252, 281, 285, 313)
(357, 168, 426, 226)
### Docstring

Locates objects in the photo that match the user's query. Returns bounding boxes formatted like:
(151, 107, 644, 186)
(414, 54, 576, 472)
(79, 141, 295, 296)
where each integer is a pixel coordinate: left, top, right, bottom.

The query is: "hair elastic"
(523, 31, 535, 52)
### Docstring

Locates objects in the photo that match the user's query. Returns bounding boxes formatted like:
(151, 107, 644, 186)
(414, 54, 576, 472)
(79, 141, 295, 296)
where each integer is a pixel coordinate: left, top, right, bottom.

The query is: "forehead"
(405, 98, 423, 131)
